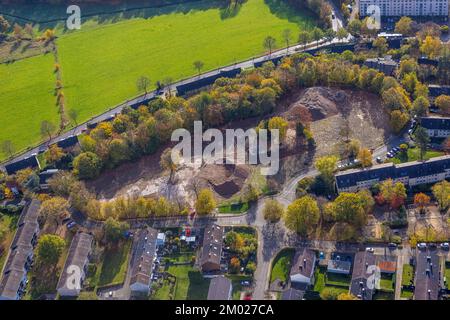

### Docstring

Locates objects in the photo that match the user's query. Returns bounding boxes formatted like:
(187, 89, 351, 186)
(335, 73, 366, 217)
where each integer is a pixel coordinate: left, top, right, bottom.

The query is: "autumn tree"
(263, 199, 284, 222)
(327, 192, 368, 227)
(380, 179, 407, 209)
(411, 96, 430, 117)
(395, 17, 413, 36)
(372, 37, 388, 56)
(336, 28, 348, 43)
(314, 155, 338, 189)
(390, 110, 409, 133)
(432, 180, 450, 211)
(73, 151, 102, 180)
(36, 234, 65, 268)
(229, 257, 241, 273)
(347, 19, 362, 36)
(414, 193, 430, 214)
(104, 217, 129, 244)
(285, 196, 320, 236)
(45, 144, 65, 165)
(267, 116, 288, 140)
(357, 148, 372, 168)
(435, 95, 450, 114)
(40, 197, 70, 231)
(413, 126, 430, 161)
(195, 189, 216, 215)
(420, 36, 443, 59)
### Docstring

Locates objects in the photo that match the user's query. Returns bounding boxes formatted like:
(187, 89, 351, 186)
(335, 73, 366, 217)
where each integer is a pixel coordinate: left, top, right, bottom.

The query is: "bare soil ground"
(407, 206, 450, 241)
(89, 87, 391, 204)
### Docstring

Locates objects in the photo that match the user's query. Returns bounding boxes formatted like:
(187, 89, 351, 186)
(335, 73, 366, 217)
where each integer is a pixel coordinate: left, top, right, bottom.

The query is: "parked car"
(376, 157, 382, 163)
(241, 280, 251, 286)
(417, 243, 427, 249)
(440, 243, 449, 250)
(388, 243, 397, 249)
(67, 221, 76, 230)
(366, 247, 374, 252)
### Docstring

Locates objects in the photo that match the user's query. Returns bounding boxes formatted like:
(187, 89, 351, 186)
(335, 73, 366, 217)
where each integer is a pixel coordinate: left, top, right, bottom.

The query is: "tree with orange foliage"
(230, 257, 241, 274)
(414, 193, 430, 214)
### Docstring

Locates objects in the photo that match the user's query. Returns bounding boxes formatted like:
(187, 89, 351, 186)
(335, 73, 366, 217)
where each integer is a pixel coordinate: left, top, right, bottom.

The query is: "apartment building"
(360, 0, 449, 17)
(335, 155, 450, 193)
(421, 117, 450, 138)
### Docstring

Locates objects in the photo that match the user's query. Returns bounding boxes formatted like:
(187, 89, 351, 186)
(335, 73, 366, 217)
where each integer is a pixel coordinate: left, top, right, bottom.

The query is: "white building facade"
(360, 0, 449, 17)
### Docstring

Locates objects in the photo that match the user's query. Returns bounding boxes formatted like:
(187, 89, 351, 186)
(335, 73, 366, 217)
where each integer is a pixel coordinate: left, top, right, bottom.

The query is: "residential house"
(207, 276, 232, 300)
(52, 135, 79, 151)
(429, 85, 450, 98)
(327, 253, 352, 275)
(289, 248, 317, 289)
(39, 169, 59, 191)
(350, 251, 376, 300)
(0, 200, 41, 300)
(281, 288, 304, 300)
(129, 228, 158, 296)
(335, 155, 450, 193)
(200, 225, 223, 273)
(376, 255, 397, 275)
(364, 57, 398, 76)
(57, 232, 94, 297)
(414, 248, 441, 300)
(421, 117, 450, 138)
(4, 155, 40, 176)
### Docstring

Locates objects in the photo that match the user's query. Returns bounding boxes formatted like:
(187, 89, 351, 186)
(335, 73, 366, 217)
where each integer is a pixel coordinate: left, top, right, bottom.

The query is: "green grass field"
(0, 0, 316, 160)
(97, 240, 132, 287)
(390, 148, 445, 164)
(0, 53, 58, 159)
(270, 248, 295, 283)
(168, 264, 210, 300)
(57, 0, 315, 123)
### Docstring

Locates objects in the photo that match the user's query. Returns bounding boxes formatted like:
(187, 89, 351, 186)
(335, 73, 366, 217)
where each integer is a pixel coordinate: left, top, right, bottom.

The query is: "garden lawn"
(0, 213, 18, 271)
(401, 264, 414, 287)
(227, 274, 253, 300)
(56, 0, 316, 123)
(390, 148, 445, 164)
(0, 53, 58, 160)
(270, 248, 295, 283)
(379, 273, 395, 292)
(167, 264, 210, 300)
(97, 240, 132, 287)
(445, 261, 450, 289)
(218, 202, 249, 214)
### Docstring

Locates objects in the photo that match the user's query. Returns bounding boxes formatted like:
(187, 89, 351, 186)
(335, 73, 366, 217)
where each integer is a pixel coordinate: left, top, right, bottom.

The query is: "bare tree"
(136, 76, 151, 94)
(282, 29, 292, 53)
(40, 120, 56, 142)
(193, 60, 204, 76)
(0, 140, 15, 158)
(263, 36, 276, 55)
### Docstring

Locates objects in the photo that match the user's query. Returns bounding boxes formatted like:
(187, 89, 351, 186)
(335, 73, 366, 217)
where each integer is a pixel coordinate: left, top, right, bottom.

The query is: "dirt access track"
(88, 87, 391, 203)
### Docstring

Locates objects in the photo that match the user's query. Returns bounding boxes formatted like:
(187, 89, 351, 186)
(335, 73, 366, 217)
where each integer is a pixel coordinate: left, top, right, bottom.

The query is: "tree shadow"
(263, 0, 317, 26)
(0, 0, 224, 33)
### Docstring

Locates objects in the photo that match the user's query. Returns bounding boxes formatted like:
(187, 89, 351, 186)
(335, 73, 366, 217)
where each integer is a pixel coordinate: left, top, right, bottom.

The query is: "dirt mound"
(198, 164, 250, 198)
(285, 87, 351, 121)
